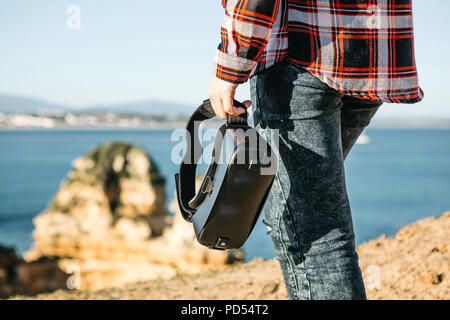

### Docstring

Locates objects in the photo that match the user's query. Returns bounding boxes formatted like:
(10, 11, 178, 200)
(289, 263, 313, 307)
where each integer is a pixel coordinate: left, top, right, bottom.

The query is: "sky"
(0, 0, 448, 119)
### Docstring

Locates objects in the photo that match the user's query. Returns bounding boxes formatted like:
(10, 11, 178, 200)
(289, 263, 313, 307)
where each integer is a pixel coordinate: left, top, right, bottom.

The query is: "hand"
(208, 76, 252, 119)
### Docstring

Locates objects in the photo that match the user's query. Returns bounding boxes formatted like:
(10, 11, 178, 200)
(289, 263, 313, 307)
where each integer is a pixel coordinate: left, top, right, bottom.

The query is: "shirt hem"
(252, 59, 424, 104)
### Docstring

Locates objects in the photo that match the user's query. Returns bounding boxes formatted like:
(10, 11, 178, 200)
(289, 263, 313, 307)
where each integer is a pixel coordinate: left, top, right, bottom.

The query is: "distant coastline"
(1, 112, 450, 130)
(0, 112, 188, 130)
(1, 93, 450, 129)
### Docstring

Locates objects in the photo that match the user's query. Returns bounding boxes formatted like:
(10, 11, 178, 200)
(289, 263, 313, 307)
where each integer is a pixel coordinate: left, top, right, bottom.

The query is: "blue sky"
(0, 0, 448, 118)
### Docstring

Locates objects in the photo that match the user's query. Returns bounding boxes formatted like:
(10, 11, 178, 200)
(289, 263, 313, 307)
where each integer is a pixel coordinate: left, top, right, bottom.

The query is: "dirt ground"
(12, 212, 450, 300)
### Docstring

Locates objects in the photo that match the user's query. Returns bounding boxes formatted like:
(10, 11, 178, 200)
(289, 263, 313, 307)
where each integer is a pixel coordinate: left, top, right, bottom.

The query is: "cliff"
(12, 211, 449, 300)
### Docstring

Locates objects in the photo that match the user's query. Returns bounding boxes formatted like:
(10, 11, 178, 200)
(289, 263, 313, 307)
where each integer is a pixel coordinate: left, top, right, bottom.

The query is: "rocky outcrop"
(15, 211, 450, 300)
(0, 245, 67, 298)
(24, 143, 241, 291)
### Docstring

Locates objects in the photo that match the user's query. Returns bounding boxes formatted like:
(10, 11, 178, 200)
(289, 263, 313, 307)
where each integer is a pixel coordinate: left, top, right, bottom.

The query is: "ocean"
(0, 128, 449, 261)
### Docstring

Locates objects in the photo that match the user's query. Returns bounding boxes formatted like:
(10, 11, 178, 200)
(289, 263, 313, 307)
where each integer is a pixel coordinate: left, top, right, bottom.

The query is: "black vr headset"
(175, 99, 278, 250)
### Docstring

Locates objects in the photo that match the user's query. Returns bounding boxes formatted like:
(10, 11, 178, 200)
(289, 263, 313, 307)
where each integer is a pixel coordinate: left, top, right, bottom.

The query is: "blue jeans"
(250, 61, 382, 300)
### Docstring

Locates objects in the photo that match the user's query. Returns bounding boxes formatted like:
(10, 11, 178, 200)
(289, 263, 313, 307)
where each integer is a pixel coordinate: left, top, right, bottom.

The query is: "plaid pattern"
(214, 0, 423, 103)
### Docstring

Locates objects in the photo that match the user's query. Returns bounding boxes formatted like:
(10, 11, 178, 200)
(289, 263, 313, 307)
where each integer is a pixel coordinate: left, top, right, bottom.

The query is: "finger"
(236, 100, 252, 116)
(235, 107, 247, 115)
(224, 96, 247, 116)
(211, 97, 227, 119)
(243, 100, 252, 108)
(234, 99, 252, 115)
(222, 96, 237, 116)
(233, 102, 247, 116)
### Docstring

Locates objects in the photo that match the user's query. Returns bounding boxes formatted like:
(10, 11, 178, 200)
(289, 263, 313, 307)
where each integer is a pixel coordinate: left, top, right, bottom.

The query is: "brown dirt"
(11, 212, 450, 300)
(357, 211, 450, 299)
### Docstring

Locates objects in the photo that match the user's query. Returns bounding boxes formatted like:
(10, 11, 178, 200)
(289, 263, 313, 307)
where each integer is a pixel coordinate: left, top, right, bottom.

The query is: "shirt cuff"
(214, 50, 257, 84)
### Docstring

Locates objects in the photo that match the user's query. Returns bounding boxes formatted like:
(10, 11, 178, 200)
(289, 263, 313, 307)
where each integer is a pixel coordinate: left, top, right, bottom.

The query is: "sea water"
(0, 128, 449, 261)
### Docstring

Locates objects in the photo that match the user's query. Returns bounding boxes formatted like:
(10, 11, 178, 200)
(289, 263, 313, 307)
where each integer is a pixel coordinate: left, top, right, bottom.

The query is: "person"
(207, 0, 423, 300)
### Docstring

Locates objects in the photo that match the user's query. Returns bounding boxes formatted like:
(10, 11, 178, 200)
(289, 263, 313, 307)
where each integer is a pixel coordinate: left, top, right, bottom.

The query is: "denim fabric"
(250, 61, 382, 300)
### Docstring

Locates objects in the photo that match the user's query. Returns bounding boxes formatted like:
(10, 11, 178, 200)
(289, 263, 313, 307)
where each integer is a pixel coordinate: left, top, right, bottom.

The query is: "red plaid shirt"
(214, 0, 423, 103)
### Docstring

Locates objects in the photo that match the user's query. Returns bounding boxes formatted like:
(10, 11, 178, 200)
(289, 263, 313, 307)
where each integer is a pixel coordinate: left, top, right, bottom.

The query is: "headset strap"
(175, 99, 247, 222)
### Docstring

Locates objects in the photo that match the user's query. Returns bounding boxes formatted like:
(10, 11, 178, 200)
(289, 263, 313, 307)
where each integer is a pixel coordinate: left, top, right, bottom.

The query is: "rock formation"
(24, 142, 241, 292)
(0, 245, 67, 298)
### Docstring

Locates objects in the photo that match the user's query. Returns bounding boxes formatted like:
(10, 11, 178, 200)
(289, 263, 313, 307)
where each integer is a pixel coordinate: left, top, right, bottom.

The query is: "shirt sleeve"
(214, 0, 280, 84)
